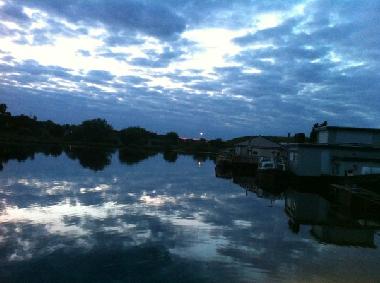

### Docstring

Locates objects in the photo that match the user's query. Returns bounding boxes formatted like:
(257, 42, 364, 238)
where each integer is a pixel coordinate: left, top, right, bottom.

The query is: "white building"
(288, 126, 380, 176)
(314, 126, 380, 145)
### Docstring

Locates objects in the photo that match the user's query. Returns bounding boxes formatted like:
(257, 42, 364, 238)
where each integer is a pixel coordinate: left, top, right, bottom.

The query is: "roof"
(286, 142, 380, 151)
(235, 136, 284, 149)
(314, 126, 380, 133)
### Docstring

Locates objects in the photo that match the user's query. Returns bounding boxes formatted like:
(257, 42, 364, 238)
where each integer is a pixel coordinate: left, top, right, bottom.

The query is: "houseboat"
(216, 136, 286, 174)
(287, 125, 380, 182)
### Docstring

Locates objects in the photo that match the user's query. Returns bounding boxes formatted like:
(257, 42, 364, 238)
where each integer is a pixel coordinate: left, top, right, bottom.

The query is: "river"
(0, 148, 379, 282)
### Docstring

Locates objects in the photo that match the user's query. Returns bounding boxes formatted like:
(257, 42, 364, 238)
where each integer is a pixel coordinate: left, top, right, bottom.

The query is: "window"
(289, 151, 298, 162)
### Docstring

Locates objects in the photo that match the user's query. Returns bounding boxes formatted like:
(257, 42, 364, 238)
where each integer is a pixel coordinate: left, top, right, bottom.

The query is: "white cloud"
(177, 28, 246, 71)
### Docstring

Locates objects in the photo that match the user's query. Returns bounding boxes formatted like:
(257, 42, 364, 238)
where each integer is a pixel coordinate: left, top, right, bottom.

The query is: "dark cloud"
(1, 1, 380, 137)
(0, 23, 22, 37)
(0, 1, 30, 24)
(234, 18, 299, 46)
(18, 0, 186, 39)
(0, 59, 74, 79)
(129, 47, 184, 68)
(77, 49, 91, 57)
(119, 75, 149, 85)
(161, 0, 304, 29)
(86, 70, 115, 83)
(223, 1, 380, 133)
(104, 32, 146, 46)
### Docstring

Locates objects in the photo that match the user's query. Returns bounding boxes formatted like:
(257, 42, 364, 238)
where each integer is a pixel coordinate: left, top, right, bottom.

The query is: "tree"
(165, 131, 179, 145)
(209, 138, 224, 149)
(119, 127, 155, 146)
(70, 118, 116, 143)
(0, 104, 7, 115)
(163, 150, 178, 162)
(118, 147, 156, 165)
(65, 146, 114, 171)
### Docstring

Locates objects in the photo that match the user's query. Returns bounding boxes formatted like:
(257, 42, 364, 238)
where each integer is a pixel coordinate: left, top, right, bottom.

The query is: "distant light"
(200, 132, 204, 136)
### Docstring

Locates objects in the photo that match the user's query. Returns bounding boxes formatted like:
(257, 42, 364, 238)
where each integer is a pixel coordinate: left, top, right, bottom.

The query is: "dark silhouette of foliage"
(118, 147, 157, 165)
(0, 144, 65, 170)
(165, 132, 179, 142)
(40, 144, 63, 157)
(294, 133, 306, 143)
(68, 118, 117, 144)
(192, 152, 208, 162)
(45, 120, 65, 138)
(208, 138, 224, 149)
(0, 102, 229, 154)
(65, 146, 115, 171)
(0, 104, 7, 115)
(163, 150, 178, 162)
(119, 127, 155, 146)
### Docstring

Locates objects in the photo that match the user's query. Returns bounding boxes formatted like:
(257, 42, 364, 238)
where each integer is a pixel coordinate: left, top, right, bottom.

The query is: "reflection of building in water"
(214, 166, 233, 179)
(285, 190, 379, 248)
(222, 166, 287, 193)
(232, 175, 283, 202)
(311, 226, 375, 247)
(233, 176, 257, 191)
(287, 125, 380, 177)
(331, 184, 380, 220)
(285, 191, 330, 224)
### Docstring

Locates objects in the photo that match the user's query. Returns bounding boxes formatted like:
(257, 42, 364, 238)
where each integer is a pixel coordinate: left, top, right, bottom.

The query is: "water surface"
(0, 149, 379, 282)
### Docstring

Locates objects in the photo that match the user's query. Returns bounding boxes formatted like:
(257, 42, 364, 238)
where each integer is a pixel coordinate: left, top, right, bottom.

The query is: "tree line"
(0, 103, 227, 153)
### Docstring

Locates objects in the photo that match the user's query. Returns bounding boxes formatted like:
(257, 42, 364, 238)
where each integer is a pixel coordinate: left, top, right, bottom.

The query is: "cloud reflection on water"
(0, 152, 379, 282)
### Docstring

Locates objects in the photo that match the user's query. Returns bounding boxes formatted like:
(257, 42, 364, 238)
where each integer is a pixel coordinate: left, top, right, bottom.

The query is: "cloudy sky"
(0, 0, 379, 138)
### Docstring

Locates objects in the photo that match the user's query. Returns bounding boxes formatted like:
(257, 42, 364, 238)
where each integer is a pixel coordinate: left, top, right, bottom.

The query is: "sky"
(0, 0, 379, 139)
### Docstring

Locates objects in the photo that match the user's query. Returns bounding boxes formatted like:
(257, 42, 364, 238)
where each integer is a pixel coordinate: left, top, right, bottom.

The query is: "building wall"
(317, 129, 380, 145)
(235, 146, 247, 156)
(288, 145, 380, 176)
(334, 130, 374, 144)
(333, 147, 380, 159)
(320, 150, 330, 174)
(373, 134, 380, 145)
(235, 146, 285, 158)
(317, 131, 329, 143)
(333, 160, 380, 176)
(253, 148, 286, 159)
(288, 147, 323, 176)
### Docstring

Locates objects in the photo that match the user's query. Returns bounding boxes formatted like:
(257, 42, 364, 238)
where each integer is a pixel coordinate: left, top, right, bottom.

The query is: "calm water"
(0, 149, 379, 282)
